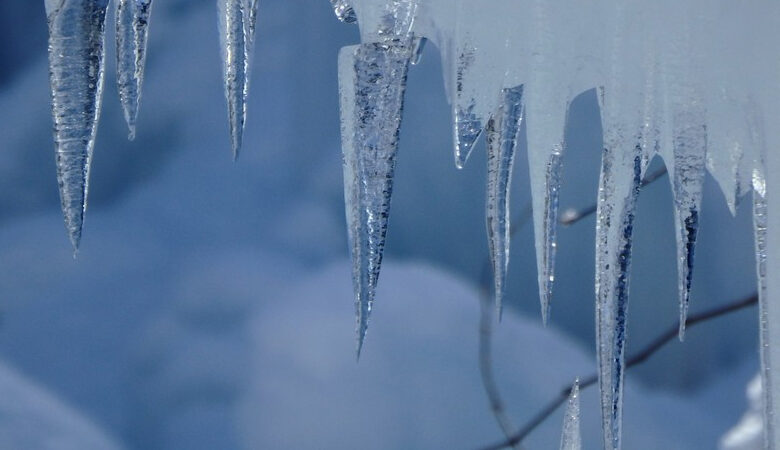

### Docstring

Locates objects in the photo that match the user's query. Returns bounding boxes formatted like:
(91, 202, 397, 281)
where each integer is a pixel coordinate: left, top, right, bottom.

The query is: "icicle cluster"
(45, 0, 259, 248)
(333, 1, 780, 449)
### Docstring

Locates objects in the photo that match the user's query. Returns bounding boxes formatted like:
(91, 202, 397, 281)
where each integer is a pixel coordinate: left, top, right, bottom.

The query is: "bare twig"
(478, 203, 532, 449)
(560, 166, 667, 226)
(477, 292, 758, 450)
(475, 164, 668, 447)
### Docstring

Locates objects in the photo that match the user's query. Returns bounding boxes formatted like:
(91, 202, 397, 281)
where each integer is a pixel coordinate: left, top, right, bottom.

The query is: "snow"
(0, 361, 122, 450)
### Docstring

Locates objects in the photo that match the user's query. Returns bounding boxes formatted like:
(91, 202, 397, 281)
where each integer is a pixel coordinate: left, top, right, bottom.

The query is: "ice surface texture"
(116, 0, 153, 140)
(46, 0, 110, 251)
(560, 379, 581, 450)
(335, 1, 780, 448)
(339, 41, 412, 355)
(486, 86, 523, 312)
(217, 0, 259, 159)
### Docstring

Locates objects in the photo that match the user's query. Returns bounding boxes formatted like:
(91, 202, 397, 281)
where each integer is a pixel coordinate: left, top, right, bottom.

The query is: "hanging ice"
(116, 0, 153, 140)
(338, 41, 412, 355)
(486, 86, 523, 312)
(657, 4, 707, 339)
(333, 2, 780, 447)
(594, 132, 642, 450)
(560, 379, 581, 450)
(217, 0, 259, 159)
(45, 0, 110, 251)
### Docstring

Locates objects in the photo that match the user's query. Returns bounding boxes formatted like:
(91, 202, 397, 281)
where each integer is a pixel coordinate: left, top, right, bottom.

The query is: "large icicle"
(485, 86, 523, 312)
(595, 138, 641, 450)
(338, 41, 412, 356)
(560, 379, 581, 450)
(217, 0, 259, 159)
(45, 0, 110, 251)
(116, 0, 153, 140)
(594, 2, 645, 441)
(658, 4, 707, 339)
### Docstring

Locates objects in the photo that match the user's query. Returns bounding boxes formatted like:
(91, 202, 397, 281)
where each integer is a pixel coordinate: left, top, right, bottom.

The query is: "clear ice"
(217, 0, 259, 159)
(339, 41, 412, 356)
(335, 2, 780, 446)
(116, 0, 153, 140)
(560, 379, 581, 450)
(486, 86, 523, 312)
(45, 0, 110, 251)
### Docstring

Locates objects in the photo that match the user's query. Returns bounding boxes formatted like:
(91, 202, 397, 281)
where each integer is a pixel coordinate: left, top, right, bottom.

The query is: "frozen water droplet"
(46, 0, 110, 250)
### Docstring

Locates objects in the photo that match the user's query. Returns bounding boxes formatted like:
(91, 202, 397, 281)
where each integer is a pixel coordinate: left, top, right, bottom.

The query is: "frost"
(116, 0, 153, 140)
(46, 0, 110, 250)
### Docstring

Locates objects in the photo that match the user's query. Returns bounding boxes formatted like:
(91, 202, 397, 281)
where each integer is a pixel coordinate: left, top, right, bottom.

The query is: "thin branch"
(479, 293, 523, 449)
(474, 164, 667, 446)
(560, 166, 668, 226)
(477, 292, 758, 450)
(477, 203, 532, 449)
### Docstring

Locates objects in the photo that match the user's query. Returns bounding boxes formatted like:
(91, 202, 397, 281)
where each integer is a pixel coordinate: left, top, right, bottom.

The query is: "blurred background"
(0, 1, 763, 448)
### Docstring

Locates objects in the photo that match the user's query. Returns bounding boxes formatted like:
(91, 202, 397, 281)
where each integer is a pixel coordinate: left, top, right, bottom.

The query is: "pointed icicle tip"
(218, 0, 259, 159)
(47, 0, 108, 251)
(486, 85, 523, 317)
(560, 378, 581, 450)
(338, 42, 412, 358)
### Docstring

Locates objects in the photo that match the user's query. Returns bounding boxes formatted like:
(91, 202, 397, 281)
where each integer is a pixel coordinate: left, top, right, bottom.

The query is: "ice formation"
(217, 0, 259, 159)
(116, 0, 153, 140)
(45, 0, 110, 250)
(333, 1, 780, 448)
(560, 379, 581, 450)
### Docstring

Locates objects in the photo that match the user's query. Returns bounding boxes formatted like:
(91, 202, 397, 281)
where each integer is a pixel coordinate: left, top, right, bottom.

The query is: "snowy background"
(0, 1, 762, 448)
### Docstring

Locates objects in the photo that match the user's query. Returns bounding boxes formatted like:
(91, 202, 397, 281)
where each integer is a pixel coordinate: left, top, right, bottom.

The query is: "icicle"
(668, 112, 706, 340)
(485, 86, 523, 313)
(217, 0, 259, 159)
(330, 0, 356, 23)
(116, 0, 153, 140)
(754, 188, 774, 448)
(45, 0, 110, 251)
(595, 142, 641, 450)
(338, 41, 412, 356)
(560, 379, 581, 450)
(524, 0, 570, 324)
